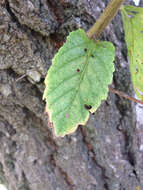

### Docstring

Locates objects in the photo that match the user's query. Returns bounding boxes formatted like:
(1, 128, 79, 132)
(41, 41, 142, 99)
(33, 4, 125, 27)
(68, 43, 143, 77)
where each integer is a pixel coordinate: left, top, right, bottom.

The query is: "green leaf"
(43, 29, 115, 137)
(121, 6, 143, 100)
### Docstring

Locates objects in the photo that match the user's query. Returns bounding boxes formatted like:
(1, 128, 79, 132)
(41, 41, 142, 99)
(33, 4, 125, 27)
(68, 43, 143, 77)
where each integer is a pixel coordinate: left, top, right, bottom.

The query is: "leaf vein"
(54, 54, 85, 73)
(47, 72, 78, 97)
(59, 42, 88, 57)
(49, 86, 75, 107)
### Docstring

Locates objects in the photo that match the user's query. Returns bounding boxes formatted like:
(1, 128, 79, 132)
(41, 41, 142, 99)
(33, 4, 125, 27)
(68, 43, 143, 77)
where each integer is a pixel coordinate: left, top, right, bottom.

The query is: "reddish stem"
(109, 87, 143, 105)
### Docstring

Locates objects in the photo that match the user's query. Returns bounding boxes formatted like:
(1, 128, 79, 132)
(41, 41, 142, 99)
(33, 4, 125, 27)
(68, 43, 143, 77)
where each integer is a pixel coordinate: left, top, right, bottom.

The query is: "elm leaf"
(43, 29, 115, 137)
(121, 6, 143, 100)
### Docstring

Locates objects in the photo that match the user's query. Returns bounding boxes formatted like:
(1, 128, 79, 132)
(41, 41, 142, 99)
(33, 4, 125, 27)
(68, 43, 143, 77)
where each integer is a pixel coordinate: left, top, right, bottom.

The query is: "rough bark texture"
(0, 0, 143, 190)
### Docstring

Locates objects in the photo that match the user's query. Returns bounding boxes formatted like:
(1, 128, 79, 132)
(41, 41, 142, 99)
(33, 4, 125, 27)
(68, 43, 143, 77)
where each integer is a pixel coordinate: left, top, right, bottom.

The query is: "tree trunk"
(0, 0, 143, 190)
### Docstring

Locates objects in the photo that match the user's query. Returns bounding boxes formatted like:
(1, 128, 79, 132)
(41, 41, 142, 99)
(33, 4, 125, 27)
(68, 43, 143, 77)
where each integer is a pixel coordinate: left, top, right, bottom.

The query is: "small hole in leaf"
(91, 54, 94, 58)
(77, 68, 80, 72)
(141, 31, 143, 33)
(39, 77, 45, 83)
(84, 48, 88, 52)
(84, 104, 92, 110)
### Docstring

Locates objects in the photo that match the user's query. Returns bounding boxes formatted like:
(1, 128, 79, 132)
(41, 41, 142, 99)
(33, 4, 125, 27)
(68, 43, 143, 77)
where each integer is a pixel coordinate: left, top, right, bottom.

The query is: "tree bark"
(0, 0, 143, 190)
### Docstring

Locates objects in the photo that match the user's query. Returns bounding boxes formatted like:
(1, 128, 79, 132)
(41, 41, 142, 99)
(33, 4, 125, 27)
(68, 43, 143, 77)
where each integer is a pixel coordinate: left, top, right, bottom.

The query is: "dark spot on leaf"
(82, 62, 86, 64)
(136, 67, 139, 74)
(77, 68, 80, 72)
(130, 11, 138, 15)
(84, 104, 92, 110)
(91, 54, 94, 58)
(129, 10, 138, 14)
(142, 62, 143, 65)
(84, 48, 88, 52)
(129, 50, 132, 55)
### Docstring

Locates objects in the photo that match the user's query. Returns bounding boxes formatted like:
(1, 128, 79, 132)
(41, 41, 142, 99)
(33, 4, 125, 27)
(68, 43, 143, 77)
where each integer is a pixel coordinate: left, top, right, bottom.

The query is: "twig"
(109, 87, 143, 105)
(15, 74, 27, 82)
(87, 0, 126, 38)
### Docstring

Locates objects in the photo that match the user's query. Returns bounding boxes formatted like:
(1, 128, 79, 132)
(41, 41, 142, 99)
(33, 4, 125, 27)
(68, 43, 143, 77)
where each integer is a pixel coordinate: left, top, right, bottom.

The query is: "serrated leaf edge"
(43, 29, 115, 137)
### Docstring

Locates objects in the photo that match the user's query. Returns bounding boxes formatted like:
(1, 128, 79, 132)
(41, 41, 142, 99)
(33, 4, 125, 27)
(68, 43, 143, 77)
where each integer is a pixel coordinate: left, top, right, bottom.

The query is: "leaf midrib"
(61, 42, 93, 119)
(53, 42, 93, 120)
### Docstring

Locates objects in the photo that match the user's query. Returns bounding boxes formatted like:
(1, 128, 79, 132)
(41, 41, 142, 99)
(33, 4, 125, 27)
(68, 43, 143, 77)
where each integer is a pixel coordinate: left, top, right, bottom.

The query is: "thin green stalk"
(87, 0, 126, 38)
